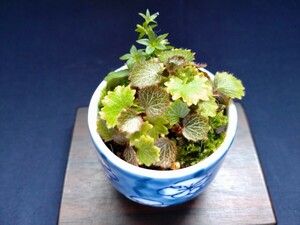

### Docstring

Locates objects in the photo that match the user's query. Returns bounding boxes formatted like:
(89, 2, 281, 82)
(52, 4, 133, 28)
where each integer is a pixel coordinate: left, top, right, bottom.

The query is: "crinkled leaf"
(167, 56, 186, 68)
(197, 98, 218, 118)
(96, 118, 115, 141)
(112, 132, 128, 146)
(154, 137, 177, 169)
(165, 75, 212, 106)
(99, 85, 136, 128)
(182, 114, 210, 141)
(117, 109, 143, 134)
(129, 61, 164, 88)
(129, 121, 153, 144)
(145, 116, 169, 139)
(133, 135, 160, 166)
(138, 85, 170, 118)
(158, 48, 195, 63)
(165, 99, 190, 125)
(174, 65, 200, 79)
(214, 72, 245, 99)
(123, 146, 139, 166)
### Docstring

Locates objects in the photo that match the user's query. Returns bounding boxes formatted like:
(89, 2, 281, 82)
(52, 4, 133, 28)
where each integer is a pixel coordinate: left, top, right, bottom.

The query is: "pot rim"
(88, 66, 237, 179)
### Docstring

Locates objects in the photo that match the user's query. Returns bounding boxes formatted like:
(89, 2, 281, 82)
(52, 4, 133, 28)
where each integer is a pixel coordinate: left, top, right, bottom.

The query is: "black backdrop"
(1, 1, 299, 224)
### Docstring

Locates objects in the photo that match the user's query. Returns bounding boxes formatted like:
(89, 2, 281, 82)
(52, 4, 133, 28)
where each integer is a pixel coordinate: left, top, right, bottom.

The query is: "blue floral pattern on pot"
(158, 174, 210, 198)
(97, 155, 119, 182)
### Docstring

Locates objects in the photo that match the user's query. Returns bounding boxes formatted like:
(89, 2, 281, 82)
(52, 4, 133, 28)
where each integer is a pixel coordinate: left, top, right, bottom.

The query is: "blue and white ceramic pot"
(88, 67, 238, 207)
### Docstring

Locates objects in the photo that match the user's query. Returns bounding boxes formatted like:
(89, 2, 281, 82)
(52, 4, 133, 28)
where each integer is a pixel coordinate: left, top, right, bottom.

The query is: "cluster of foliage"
(97, 10, 245, 170)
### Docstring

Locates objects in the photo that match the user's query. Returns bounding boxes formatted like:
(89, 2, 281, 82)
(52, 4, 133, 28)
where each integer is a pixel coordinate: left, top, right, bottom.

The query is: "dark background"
(1, 0, 299, 224)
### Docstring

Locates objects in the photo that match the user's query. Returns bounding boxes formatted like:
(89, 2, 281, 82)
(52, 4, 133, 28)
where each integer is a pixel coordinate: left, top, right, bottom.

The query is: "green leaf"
(197, 98, 219, 118)
(138, 9, 159, 25)
(165, 75, 212, 106)
(104, 69, 130, 91)
(174, 65, 200, 79)
(158, 48, 195, 63)
(135, 24, 148, 39)
(120, 45, 146, 68)
(117, 109, 143, 134)
(145, 45, 156, 54)
(129, 61, 164, 88)
(99, 85, 136, 128)
(129, 121, 153, 143)
(154, 137, 177, 169)
(133, 135, 160, 166)
(123, 146, 139, 166)
(145, 116, 169, 139)
(182, 114, 210, 142)
(137, 34, 169, 55)
(104, 69, 129, 82)
(165, 99, 190, 125)
(138, 85, 170, 118)
(136, 38, 150, 46)
(96, 118, 115, 141)
(213, 72, 245, 99)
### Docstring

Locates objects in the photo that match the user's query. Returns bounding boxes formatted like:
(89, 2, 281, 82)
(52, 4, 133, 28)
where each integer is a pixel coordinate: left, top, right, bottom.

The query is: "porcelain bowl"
(88, 67, 238, 207)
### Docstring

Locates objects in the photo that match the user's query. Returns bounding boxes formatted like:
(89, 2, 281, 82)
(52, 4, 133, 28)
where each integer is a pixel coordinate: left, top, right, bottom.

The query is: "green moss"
(177, 111, 228, 168)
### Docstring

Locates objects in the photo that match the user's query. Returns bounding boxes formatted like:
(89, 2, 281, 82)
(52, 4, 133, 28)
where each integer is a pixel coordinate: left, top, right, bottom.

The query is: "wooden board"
(58, 103, 276, 225)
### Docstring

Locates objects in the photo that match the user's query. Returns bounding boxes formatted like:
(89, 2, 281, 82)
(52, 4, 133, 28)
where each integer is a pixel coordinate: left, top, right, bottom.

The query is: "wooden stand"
(58, 103, 276, 225)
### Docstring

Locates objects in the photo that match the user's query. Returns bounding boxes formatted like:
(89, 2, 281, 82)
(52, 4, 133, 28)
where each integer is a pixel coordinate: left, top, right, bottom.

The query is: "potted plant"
(88, 10, 245, 207)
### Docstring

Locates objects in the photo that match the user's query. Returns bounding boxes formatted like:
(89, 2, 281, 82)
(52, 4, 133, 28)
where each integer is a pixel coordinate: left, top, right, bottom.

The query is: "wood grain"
(58, 103, 276, 225)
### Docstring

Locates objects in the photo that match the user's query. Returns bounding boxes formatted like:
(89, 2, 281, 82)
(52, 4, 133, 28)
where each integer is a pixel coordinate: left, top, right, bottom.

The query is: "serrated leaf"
(129, 121, 153, 144)
(214, 72, 245, 99)
(145, 116, 169, 139)
(138, 85, 170, 118)
(117, 109, 143, 134)
(182, 114, 210, 142)
(168, 56, 186, 67)
(158, 48, 195, 63)
(129, 61, 164, 88)
(165, 99, 190, 125)
(99, 85, 136, 128)
(154, 137, 177, 169)
(165, 75, 212, 106)
(96, 118, 115, 141)
(123, 146, 139, 166)
(174, 65, 200, 79)
(133, 135, 160, 166)
(197, 98, 218, 118)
